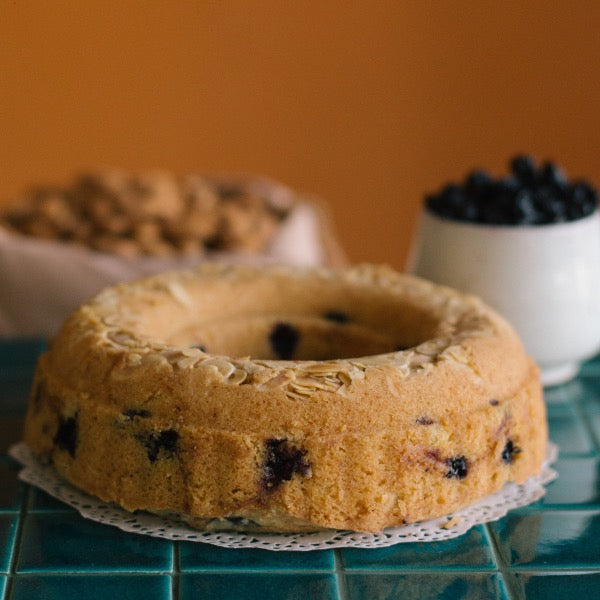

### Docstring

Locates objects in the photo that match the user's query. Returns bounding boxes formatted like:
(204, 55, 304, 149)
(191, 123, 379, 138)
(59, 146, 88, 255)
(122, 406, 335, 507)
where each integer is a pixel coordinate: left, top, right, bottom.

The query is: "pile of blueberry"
(425, 155, 598, 225)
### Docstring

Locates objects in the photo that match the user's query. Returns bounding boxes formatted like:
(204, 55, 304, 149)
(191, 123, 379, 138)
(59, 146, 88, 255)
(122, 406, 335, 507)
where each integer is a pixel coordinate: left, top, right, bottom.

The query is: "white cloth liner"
(9, 441, 558, 551)
(0, 184, 329, 337)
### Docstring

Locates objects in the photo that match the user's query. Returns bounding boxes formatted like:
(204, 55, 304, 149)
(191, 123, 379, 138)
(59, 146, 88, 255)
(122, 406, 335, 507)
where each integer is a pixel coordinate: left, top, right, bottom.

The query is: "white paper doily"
(9, 441, 557, 551)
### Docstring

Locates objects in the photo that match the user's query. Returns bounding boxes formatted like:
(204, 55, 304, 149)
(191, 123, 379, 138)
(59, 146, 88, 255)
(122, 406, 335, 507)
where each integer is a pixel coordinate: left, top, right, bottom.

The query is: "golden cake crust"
(23, 263, 547, 532)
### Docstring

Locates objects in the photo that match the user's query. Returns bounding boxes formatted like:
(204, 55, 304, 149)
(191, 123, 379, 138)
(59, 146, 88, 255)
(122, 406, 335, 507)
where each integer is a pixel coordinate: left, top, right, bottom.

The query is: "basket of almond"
(0, 170, 345, 336)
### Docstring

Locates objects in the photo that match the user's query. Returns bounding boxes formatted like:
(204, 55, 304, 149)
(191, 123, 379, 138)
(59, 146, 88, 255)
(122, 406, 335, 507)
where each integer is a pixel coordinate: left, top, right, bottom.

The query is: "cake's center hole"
(182, 311, 420, 361)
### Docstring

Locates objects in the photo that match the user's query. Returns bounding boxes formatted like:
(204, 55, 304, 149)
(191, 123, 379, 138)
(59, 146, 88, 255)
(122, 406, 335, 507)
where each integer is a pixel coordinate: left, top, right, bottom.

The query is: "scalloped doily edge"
(9, 441, 558, 551)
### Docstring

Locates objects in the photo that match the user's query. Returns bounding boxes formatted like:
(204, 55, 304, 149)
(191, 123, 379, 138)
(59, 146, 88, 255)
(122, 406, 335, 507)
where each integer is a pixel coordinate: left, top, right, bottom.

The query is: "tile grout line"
(171, 541, 180, 600)
(3, 483, 31, 599)
(483, 523, 522, 600)
(571, 388, 600, 453)
(333, 549, 348, 600)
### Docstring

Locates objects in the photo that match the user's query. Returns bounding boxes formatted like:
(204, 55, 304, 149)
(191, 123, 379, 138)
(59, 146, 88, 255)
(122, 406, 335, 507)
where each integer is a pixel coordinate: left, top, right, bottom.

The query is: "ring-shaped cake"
(23, 263, 547, 532)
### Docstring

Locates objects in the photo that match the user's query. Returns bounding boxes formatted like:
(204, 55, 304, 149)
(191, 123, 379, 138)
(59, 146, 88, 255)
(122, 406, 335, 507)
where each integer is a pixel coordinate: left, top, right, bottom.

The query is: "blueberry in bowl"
(410, 155, 600, 386)
(425, 154, 597, 226)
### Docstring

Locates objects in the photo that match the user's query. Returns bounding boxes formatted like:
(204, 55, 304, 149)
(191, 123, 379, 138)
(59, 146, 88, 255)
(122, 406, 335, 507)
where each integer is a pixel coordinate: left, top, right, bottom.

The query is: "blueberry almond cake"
(23, 263, 547, 532)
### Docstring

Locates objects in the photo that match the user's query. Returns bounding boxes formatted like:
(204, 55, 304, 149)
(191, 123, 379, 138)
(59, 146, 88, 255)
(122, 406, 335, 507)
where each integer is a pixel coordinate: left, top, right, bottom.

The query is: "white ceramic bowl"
(408, 209, 600, 386)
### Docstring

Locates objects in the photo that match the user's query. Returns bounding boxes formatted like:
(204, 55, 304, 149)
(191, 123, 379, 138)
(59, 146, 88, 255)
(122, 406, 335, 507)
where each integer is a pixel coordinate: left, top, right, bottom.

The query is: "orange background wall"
(1, 2, 600, 270)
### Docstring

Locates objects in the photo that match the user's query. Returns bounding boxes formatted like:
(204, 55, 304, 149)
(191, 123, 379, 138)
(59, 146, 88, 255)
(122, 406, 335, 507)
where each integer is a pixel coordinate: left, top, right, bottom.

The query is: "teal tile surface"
(542, 456, 600, 506)
(340, 526, 495, 570)
(9, 574, 172, 600)
(0, 379, 33, 416)
(180, 542, 334, 571)
(0, 516, 17, 573)
(580, 382, 600, 443)
(543, 379, 584, 404)
(0, 461, 23, 512)
(513, 572, 600, 600)
(0, 339, 45, 372)
(0, 339, 43, 417)
(489, 510, 600, 568)
(580, 354, 600, 377)
(345, 573, 509, 600)
(0, 418, 24, 454)
(16, 513, 173, 573)
(546, 404, 595, 455)
(1, 341, 600, 599)
(27, 487, 77, 513)
(181, 573, 338, 600)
